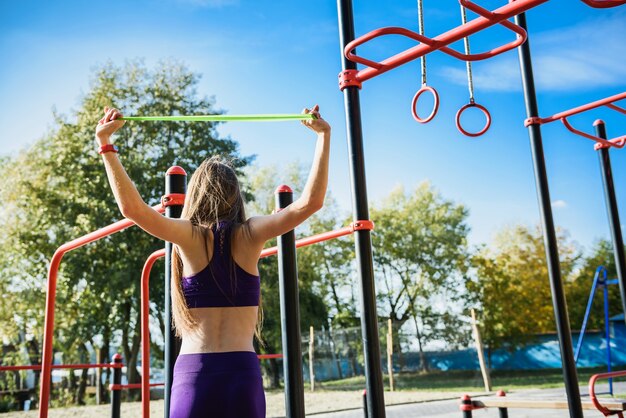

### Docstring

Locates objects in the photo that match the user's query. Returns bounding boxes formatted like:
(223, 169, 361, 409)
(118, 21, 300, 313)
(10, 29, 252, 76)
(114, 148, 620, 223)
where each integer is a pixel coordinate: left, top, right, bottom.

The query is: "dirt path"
(1, 390, 474, 417)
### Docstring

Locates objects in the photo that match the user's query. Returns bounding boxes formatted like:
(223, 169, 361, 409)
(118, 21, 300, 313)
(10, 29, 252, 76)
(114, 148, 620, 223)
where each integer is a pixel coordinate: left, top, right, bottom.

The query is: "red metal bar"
(257, 354, 283, 360)
(536, 92, 626, 124)
(38, 204, 164, 418)
(589, 369, 626, 416)
(0, 363, 122, 372)
(526, 92, 626, 149)
(140, 249, 165, 418)
(561, 118, 626, 150)
(343, 0, 547, 84)
(260, 220, 374, 258)
(582, 0, 626, 8)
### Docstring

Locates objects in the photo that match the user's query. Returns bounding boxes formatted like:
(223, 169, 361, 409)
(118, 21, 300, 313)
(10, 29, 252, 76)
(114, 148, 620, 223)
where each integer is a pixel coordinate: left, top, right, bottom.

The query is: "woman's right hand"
(301, 105, 330, 135)
(95, 106, 126, 145)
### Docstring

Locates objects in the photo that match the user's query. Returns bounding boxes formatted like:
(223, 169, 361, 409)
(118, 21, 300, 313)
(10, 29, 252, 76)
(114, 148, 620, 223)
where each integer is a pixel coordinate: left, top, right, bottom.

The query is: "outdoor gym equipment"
(454, 2, 491, 137)
(337, 1, 626, 417)
(411, 0, 439, 123)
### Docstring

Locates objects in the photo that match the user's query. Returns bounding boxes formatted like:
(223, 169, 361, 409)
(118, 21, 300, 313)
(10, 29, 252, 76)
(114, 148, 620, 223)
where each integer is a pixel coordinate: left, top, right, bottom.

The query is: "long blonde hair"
(170, 156, 263, 342)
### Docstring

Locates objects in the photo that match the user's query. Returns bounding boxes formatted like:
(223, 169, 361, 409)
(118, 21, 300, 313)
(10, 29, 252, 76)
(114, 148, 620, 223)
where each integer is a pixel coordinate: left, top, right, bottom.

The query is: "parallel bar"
(337, 1, 386, 417)
(276, 186, 305, 418)
(347, 0, 547, 83)
(260, 226, 353, 258)
(596, 121, 626, 321)
(515, 12, 583, 418)
(38, 204, 164, 418)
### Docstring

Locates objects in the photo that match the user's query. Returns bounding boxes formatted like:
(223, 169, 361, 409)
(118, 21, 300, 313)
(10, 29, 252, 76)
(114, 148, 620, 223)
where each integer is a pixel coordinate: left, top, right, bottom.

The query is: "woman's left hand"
(95, 106, 126, 145)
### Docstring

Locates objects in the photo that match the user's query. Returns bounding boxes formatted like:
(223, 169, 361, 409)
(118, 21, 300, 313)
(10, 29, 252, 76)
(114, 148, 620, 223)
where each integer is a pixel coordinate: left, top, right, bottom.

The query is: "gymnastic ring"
(455, 101, 491, 137)
(411, 85, 440, 123)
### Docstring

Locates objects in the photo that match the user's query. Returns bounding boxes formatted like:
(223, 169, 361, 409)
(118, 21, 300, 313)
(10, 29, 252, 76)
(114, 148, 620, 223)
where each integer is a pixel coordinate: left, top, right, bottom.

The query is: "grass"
(313, 367, 625, 393)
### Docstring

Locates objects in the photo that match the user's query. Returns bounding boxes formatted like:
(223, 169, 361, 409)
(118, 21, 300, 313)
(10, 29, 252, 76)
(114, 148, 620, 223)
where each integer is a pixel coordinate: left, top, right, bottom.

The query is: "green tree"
(469, 225, 580, 365)
(370, 183, 471, 371)
(0, 60, 249, 406)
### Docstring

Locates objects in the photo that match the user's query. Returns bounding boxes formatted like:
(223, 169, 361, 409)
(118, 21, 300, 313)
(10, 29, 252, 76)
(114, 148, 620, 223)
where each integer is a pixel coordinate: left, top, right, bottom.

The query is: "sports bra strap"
(212, 221, 233, 259)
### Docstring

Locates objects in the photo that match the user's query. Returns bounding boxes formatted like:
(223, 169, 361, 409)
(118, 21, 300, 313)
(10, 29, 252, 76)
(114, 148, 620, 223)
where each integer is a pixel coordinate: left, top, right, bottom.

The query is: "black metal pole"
(164, 166, 187, 418)
(337, 1, 386, 417)
(276, 185, 305, 418)
(596, 120, 626, 323)
(110, 354, 122, 418)
(515, 12, 583, 418)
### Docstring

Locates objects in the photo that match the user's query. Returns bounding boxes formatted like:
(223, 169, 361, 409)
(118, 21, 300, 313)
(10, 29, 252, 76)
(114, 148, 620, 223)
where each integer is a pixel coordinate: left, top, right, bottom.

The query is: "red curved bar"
(140, 249, 165, 418)
(412, 85, 440, 123)
(343, 0, 547, 84)
(455, 102, 492, 137)
(0, 363, 121, 372)
(561, 118, 626, 149)
(440, 0, 527, 62)
(38, 204, 165, 418)
(344, 27, 438, 71)
(589, 370, 626, 416)
(582, 0, 626, 7)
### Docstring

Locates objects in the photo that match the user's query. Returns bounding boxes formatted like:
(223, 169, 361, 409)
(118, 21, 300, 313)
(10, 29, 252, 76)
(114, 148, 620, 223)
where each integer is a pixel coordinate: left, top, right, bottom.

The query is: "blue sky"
(1, 0, 625, 255)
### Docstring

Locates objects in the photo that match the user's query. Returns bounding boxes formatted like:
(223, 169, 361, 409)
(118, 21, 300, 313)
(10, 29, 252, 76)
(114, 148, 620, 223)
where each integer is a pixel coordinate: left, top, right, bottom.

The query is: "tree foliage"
(468, 225, 580, 362)
(0, 60, 248, 404)
(370, 183, 471, 369)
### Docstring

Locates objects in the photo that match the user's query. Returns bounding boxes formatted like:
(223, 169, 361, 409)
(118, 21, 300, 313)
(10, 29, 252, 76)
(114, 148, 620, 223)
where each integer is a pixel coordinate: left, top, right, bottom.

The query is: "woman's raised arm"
(95, 107, 195, 249)
(245, 105, 331, 245)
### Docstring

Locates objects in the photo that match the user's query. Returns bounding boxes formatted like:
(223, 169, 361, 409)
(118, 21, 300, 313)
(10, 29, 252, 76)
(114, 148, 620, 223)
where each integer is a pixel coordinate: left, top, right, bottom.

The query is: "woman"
(95, 105, 330, 418)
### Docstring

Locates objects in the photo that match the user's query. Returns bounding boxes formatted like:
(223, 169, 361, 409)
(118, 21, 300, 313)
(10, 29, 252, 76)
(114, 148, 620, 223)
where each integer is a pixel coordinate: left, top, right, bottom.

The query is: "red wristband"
(98, 144, 119, 155)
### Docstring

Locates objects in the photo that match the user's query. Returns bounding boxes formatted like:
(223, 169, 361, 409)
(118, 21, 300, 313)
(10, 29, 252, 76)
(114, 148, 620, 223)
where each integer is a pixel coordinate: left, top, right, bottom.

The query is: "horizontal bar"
(0, 363, 122, 372)
(120, 114, 316, 122)
(260, 225, 354, 258)
(110, 383, 164, 391)
(538, 92, 626, 124)
(257, 354, 283, 360)
(346, 0, 547, 83)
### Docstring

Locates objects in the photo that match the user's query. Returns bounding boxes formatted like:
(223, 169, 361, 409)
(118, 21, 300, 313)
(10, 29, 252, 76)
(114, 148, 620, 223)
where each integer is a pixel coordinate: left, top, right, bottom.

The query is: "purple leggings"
(170, 351, 266, 418)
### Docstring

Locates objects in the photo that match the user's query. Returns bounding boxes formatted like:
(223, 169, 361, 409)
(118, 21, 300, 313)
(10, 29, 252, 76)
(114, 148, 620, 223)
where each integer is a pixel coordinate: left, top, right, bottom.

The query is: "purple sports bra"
(181, 221, 260, 308)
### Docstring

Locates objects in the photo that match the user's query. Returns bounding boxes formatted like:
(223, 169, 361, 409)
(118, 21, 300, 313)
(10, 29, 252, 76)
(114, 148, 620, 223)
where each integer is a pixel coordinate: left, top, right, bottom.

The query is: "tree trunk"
(76, 344, 88, 405)
(413, 315, 428, 372)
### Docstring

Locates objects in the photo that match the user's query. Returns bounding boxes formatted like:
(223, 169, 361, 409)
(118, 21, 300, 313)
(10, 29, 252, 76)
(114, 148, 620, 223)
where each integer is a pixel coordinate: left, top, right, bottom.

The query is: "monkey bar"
(339, 0, 548, 89)
(138, 220, 373, 418)
(524, 92, 626, 149)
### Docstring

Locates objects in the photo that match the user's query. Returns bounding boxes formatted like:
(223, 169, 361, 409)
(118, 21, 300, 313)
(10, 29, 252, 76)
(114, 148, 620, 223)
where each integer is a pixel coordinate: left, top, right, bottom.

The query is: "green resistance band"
(120, 114, 317, 122)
